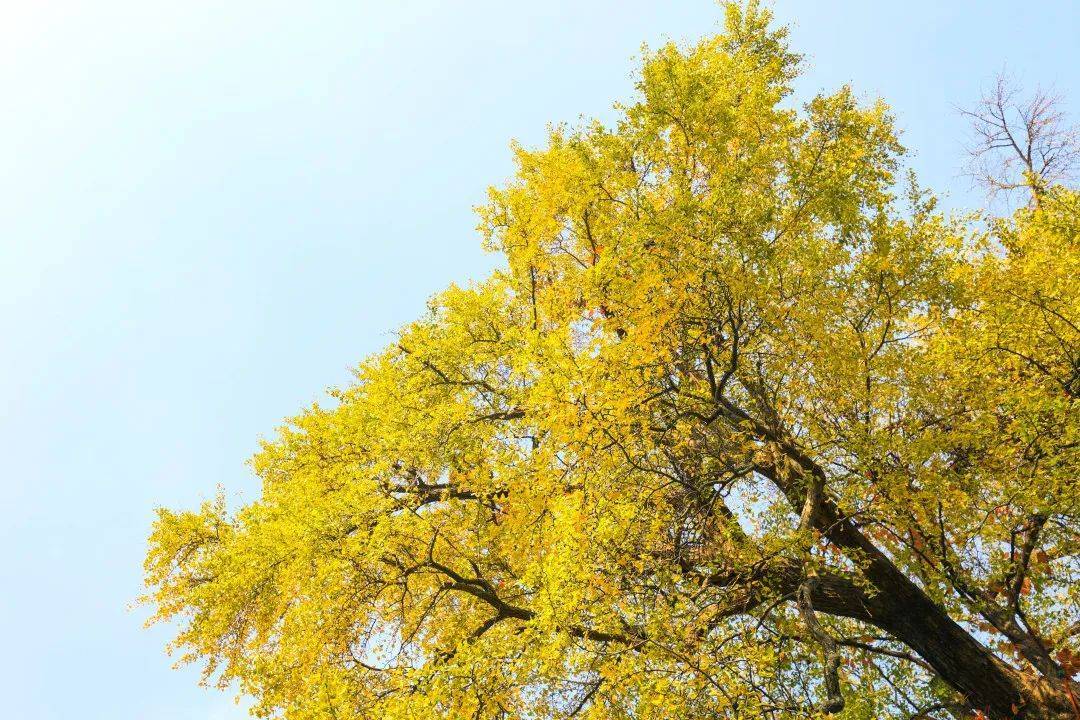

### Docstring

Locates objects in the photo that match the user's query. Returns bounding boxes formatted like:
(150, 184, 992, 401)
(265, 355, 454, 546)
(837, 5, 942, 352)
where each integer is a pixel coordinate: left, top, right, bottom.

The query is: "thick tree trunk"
(755, 461, 1072, 719)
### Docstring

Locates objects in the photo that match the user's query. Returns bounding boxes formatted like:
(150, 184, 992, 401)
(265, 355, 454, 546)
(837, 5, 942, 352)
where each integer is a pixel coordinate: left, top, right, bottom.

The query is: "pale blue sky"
(1, 2, 1076, 717)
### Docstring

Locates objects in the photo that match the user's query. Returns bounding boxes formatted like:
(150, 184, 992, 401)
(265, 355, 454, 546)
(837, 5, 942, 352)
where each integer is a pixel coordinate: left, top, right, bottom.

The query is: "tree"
(143, 4, 1080, 718)
(961, 72, 1080, 205)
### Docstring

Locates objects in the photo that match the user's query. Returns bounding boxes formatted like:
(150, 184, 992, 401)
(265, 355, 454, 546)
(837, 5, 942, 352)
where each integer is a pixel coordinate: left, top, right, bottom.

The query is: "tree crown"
(143, 4, 1080, 718)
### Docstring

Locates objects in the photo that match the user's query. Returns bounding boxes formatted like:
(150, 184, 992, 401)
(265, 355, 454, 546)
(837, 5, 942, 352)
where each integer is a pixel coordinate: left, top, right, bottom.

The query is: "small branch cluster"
(961, 72, 1080, 204)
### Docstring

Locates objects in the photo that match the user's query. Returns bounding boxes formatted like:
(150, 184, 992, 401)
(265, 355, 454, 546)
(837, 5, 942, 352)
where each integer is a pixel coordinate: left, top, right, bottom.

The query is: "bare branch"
(960, 71, 1080, 206)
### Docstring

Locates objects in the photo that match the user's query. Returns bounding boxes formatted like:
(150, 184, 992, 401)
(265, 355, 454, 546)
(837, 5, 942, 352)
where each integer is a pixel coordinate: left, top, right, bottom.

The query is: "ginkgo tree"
(143, 4, 1080, 719)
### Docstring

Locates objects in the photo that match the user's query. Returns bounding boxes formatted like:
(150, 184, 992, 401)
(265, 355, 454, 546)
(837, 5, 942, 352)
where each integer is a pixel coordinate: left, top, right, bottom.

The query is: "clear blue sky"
(2, 2, 1077, 717)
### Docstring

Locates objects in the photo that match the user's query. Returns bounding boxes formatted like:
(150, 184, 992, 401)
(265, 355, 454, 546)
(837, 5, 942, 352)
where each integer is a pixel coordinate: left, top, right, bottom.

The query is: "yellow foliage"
(143, 3, 1080, 718)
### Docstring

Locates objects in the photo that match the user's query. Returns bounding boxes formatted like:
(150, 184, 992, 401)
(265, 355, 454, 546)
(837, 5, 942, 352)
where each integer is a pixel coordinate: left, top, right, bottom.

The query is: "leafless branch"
(960, 71, 1079, 206)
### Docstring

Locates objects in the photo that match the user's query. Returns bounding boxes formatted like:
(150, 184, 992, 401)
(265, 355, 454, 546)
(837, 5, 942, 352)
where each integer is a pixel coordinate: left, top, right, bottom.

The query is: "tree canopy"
(143, 4, 1080, 718)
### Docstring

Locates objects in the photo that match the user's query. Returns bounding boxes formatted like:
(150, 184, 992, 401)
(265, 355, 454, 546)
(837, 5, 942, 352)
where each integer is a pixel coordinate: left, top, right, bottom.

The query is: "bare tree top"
(961, 72, 1080, 205)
